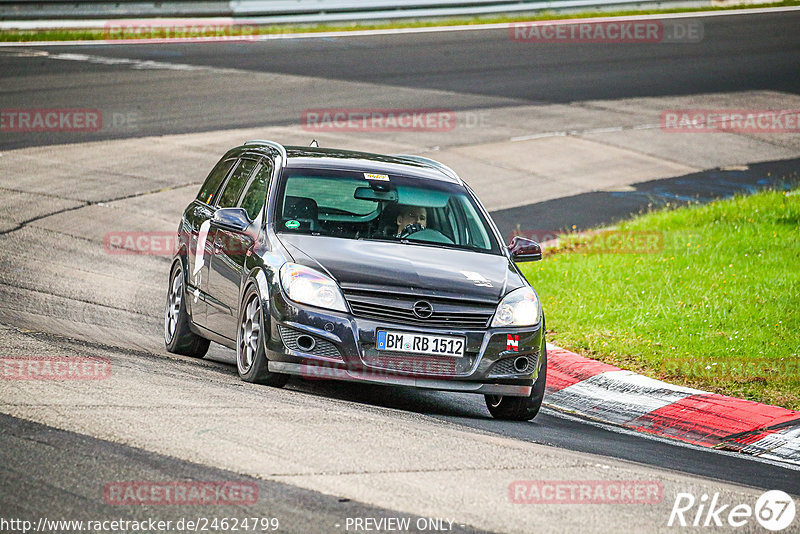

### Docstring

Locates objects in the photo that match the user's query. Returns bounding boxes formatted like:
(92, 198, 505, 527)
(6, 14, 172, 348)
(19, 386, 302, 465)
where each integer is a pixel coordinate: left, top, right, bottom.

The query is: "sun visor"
(396, 186, 450, 208)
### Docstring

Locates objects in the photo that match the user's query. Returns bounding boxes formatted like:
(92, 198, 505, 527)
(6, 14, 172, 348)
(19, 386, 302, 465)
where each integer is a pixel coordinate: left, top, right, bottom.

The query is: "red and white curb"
(544, 343, 800, 466)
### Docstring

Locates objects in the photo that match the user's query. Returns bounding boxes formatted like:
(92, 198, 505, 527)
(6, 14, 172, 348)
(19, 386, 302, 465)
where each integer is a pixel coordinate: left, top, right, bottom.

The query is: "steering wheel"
(399, 223, 426, 238)
(400, 226, 454, 244)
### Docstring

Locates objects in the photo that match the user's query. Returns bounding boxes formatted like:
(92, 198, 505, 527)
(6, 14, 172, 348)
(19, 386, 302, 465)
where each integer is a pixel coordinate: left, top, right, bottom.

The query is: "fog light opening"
(513, 356, 530, 373)
(296, 334, 316, 352)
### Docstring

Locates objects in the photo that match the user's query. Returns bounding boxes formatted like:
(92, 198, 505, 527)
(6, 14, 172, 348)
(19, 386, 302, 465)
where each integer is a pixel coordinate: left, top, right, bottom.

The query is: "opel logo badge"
(412, 300, 434, 319)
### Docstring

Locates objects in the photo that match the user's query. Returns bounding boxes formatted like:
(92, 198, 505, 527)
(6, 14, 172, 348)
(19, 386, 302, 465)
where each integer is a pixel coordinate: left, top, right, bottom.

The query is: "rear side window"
(197, 158, 235, 205)
(217, 158, 257, 208)
(239, 161, 273, 221)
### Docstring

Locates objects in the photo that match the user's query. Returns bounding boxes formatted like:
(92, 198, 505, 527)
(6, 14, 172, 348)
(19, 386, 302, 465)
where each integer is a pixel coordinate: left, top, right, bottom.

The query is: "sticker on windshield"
(364, 173, 389, 181)
(285, 220, 300, 229)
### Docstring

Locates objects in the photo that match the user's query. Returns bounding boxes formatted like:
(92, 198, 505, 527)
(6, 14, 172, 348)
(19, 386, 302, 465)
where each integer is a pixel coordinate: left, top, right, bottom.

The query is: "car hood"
(277, 234, 523, 303)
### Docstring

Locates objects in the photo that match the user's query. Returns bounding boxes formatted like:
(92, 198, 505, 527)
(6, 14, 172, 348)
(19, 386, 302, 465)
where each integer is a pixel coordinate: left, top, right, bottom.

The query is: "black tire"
(485, 348, 547, 421)
(164, 263, 210, 358)
(236, 285, 290, 387)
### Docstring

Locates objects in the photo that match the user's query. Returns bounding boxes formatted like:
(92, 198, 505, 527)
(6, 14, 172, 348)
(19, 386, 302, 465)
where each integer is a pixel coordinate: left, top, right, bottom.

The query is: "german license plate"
(376, 330, 465, 357)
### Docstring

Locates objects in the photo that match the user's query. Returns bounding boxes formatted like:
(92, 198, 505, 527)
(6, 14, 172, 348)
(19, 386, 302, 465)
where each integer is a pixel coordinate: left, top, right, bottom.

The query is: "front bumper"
(266, 292, 544, 397)
(267, 361, 533, 396)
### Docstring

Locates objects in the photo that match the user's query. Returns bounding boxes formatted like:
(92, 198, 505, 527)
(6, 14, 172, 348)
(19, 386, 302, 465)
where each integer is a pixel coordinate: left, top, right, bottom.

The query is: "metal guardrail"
(0, 2, 230, 20)
(0, 0, 689, 23)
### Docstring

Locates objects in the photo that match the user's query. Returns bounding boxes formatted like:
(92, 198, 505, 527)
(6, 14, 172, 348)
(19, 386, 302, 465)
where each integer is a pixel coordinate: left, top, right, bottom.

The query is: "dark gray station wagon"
(165, 140, 547, 420)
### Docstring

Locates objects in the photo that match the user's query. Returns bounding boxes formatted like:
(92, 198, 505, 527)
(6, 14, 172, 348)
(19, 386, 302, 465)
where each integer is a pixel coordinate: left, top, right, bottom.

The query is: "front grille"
(488, 353, 538, 377)
(342, 288, 494, 329)
(278, 325, 342, 360)
(361, 351, 474, 376)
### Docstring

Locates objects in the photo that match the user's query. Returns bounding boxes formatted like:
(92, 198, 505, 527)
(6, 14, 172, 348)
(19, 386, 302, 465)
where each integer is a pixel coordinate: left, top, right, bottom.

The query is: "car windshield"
(275, 167, 500, 253)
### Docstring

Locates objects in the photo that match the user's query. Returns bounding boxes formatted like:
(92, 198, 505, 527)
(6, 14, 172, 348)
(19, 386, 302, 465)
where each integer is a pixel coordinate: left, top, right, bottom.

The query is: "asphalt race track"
(1, 10, 799, 149)
(1, 9, 799, 534)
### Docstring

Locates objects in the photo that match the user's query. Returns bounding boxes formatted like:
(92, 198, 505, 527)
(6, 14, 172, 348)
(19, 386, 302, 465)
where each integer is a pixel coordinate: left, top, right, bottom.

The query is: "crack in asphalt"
(0, 281, 155, 317)
(8, 223, 174, 269)
(0, 181, 200, 236)
(1, 321, 164, 361)
(0, 202, 89, 237)
(0, 184, 85, 201)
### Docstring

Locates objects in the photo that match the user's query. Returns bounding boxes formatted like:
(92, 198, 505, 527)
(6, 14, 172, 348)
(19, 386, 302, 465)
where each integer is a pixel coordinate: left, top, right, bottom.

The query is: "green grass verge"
(1, 0, 799, 42)
(520, 188, 800, 410)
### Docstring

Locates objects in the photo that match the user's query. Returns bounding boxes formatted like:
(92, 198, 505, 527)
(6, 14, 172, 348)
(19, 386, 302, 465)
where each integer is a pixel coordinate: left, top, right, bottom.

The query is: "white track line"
(0, 49, 248, 74)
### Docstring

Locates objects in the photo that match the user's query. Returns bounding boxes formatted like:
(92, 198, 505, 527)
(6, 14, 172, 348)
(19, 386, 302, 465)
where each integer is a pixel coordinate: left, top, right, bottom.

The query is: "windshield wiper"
(358, 236, 397, 243)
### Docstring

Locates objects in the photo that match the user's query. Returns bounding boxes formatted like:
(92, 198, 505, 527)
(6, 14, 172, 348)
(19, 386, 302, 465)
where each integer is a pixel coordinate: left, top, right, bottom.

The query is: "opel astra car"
(165, 140, 547, 420)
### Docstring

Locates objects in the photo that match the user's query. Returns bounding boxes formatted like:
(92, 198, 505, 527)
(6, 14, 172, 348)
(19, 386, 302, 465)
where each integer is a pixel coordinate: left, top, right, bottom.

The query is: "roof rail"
(244, 139, 288, 166)
(393, 154, 459, 181)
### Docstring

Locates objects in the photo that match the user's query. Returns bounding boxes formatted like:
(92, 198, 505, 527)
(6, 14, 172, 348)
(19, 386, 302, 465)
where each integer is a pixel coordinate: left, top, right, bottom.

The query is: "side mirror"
(508, 236, 542, 262)
(211, 207, 250, 233)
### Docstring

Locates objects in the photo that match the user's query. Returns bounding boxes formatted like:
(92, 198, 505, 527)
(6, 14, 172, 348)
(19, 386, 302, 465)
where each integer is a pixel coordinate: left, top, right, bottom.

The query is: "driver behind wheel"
(396, 205, 427, 238)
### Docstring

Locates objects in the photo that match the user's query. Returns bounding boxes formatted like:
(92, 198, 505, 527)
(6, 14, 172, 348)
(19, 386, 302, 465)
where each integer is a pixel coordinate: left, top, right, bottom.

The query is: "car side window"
(457, 196, 492, 249)
(238, 160, 273, 221)
(197, 158, 235, 205)
(217, 158, 257, 208)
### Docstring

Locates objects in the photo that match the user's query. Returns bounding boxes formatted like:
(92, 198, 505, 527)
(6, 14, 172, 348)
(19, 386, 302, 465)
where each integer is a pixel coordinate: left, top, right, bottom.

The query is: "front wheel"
(164, 263, 210, 358)
(485, 349, 547, 421)
(236, 285, 289, 387)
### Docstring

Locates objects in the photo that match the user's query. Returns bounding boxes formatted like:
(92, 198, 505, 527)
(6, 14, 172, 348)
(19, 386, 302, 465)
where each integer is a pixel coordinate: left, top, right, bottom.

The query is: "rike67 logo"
(668, 490, 796, 531)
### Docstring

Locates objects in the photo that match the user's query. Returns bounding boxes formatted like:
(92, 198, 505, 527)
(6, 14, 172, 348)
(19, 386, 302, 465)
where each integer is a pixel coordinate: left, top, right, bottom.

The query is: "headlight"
(491, 286, 540, 327)
(279, 263, 348, 312)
